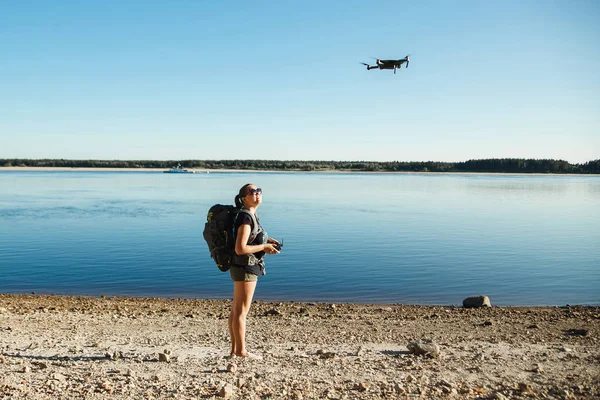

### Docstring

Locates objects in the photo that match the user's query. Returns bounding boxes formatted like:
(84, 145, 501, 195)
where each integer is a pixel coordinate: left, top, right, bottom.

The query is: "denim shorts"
(229, 266, 258, 282)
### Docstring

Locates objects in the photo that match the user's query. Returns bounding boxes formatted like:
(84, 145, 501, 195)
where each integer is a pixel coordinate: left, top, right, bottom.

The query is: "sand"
(0, 294, 598, 399)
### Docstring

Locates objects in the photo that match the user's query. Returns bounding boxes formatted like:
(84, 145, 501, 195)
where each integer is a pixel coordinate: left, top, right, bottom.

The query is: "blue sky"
(1, 1, 598, 163)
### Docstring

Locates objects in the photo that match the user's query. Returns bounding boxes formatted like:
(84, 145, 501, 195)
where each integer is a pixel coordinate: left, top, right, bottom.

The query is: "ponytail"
(234, 194, 243, 208)
(235, 183, 253, 209)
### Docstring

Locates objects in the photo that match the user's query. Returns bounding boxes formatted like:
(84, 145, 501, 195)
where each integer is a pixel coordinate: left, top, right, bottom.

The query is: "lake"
(0, 170, 598, 306)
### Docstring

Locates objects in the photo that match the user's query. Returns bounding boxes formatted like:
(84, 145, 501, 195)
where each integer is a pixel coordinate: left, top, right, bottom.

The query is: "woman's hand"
(264, 243, 280, 255)
(267, 238, 282, 252)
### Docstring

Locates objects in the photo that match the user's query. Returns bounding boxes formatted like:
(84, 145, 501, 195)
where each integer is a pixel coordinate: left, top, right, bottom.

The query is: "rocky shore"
(0, 294, 598, 399)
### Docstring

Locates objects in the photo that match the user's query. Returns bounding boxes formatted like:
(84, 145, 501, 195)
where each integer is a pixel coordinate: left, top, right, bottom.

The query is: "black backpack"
(203, 204, 259, 272)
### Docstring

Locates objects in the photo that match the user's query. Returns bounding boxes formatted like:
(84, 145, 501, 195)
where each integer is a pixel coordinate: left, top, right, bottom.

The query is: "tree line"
(1, 158, 599, 174)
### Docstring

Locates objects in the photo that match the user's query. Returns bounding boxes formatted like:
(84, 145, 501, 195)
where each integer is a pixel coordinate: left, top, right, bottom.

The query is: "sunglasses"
(247, 188, 262, 195)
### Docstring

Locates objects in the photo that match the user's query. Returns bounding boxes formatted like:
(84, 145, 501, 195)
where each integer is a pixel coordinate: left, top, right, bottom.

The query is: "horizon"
(2, 156, 598, 165)
(1, 1, 599, 163)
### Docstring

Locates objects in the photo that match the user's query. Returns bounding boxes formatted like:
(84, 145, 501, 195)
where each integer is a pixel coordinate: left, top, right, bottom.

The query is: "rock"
(227, 363, 237, 373)
(292, 390, 304, 399)
(32, 361, 48, 369)
(438, 379, 453, 388)
(158, 353, 170, 362)
(106, 351, 123, 360)
(264, 309, 282, 316)
(518, 382, 533, 393)
(317, 351, 336, 359)
(236, 378, 246, 388)
(393, 383, 406, 394)
(407, 339, 440, 357)
(219, 384, 234, 398)
(463, 296, 491, 308)
(21, 366, 31, 373)
(52, 373, 66, 382)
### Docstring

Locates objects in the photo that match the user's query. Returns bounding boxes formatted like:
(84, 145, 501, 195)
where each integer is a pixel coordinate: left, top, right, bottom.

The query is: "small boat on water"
(164, 164, 195, 174)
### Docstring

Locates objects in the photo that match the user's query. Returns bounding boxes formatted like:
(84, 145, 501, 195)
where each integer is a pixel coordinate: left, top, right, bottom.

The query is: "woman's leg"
(230, 280, 257, 357)
(228, 307, 236, 357)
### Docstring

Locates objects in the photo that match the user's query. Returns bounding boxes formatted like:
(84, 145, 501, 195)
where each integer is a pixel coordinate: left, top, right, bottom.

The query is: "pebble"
(52, 373, 66, 382)
(219, 384, 234, 398)
(32, 361, 48, 369)
(491, 392, 508, 400)
(407, 339, 440, 357)
(518, 382, 533, 393)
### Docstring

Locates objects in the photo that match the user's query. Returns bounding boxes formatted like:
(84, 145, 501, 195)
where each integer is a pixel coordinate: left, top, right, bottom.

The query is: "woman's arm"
(235, 224, 279, 255)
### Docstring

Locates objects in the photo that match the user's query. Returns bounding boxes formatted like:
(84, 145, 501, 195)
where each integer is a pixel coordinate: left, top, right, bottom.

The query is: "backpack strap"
(232, 209, 266, 268)
(234, 209, 260, 244)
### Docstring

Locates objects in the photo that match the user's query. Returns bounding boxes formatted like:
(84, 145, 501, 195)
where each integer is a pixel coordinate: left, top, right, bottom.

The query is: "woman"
(228, 183, 280, 359)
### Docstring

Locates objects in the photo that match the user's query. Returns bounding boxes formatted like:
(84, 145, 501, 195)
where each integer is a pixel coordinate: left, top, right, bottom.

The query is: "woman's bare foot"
(237, 352, 262, 360)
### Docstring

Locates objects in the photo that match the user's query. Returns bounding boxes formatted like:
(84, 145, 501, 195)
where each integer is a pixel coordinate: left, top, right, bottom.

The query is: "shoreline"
(2, 292, 598, 309)
(3, 290, 598, 308)
(1, 293, 598, 399)
(0, 166, 598, 176)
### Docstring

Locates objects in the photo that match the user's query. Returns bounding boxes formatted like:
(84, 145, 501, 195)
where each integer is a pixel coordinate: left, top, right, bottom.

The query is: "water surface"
(1, 171, 598, 306)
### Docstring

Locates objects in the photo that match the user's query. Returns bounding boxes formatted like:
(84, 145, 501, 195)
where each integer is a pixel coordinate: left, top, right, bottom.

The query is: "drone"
(361, 55, 410, 74)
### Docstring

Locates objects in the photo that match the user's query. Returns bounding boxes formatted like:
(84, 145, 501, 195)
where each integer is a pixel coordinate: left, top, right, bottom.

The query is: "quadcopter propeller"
(360, 62, 376, 71)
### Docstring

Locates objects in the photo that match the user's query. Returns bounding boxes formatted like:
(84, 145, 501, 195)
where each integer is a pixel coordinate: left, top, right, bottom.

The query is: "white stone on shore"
(463, 295, 492, 308)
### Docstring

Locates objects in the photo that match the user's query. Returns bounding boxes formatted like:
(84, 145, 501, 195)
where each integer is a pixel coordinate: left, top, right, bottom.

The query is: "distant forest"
(2, 158, 599, 174)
